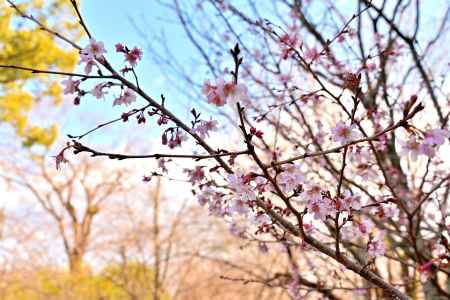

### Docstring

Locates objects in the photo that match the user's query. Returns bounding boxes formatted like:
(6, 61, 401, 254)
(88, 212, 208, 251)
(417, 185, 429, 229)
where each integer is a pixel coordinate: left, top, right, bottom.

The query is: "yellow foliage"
(0, 0, 81, 147)
(1, 265, 172, 300)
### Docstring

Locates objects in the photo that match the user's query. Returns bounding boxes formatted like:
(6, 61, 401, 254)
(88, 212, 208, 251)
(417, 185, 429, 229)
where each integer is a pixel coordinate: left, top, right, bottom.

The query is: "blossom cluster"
(202, 78, 248, 107)
(399, 129, 450, 160)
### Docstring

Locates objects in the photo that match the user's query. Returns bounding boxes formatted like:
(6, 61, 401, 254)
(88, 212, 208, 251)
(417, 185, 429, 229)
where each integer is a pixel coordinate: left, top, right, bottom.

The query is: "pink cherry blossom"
(304, 184, 322, 203)
(332, 121, 358, 144)
(115, 43, 125, 52)
(167, 131, 187, 149)
(358, 219, 373, 235)
(82, 59, 97, 75)
(304, 47, 320, 61)
(398, 135, 421, 161)
(224, 82, 248, 106)
(229, 197, 250, 215)
(113, 88, 136, 106)
(81, 38, 106, 60)
(227, 172, 255, 201)
(367, 232, 385, 257)
(307, 197, 333, 220)
(202, 80, 226, 106)
(61, 77, 80, 94)
(419, 142, 436, 158)
(423, 128, 450, 146)
(278, 164, 304, 193)
(91, 83, 107, 99)
(278, 28, 299, 60)
(375, 203, 399, 219)
(336, 192, 361, 211)
(202, 78, 248, 107)
(184, 166, 205, 185)
(125, 47, 144, 67)
(193, 119, 218, 138)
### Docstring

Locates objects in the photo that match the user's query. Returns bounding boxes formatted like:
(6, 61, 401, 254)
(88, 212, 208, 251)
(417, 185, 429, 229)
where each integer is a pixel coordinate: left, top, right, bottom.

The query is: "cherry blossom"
(227, 172, 256, 202)
(184, 166, 205, 185)
(229, 197, 251, 215)
(202, 78, 248, 107)
(374, 203, 399, 219)
(367, 231, 385, 257)
(249, 127, 264, 139)
(193, 119, 218, 139)
(61, 77, 80, 95)
(91, 83, 107, 99)
(307, 197, 333, 220)
(278, 164, 304, 193)
(331, 121, 358, 144)
(336, 192, 361, 212)
(81, 38, 106, 60)
(113, 88, 136, 106)
(398, 135, 421, 161)
(166, 131, 187, 149)
(115, 43, 125, 52)
(303, 184, 323, 203)
(358, 219, 373, 235)
(80, 58, 97, 75)
(423, 128, 450, 146)
(278, 26, 299, 59)
(304, 47, 320, 61)
(224, 82, 249, 106)
(125, 47, 144, 67)
(202, 79, 226, 106)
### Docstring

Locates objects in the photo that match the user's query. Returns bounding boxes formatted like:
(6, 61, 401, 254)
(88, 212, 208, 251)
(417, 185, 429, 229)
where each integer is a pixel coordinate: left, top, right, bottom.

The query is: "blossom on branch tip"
(115, 43, 125, 52)
(61, 77, 80, 95)
(125, 47, 143, 67)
